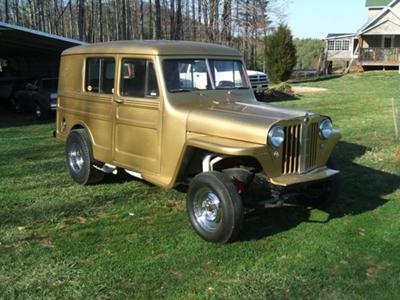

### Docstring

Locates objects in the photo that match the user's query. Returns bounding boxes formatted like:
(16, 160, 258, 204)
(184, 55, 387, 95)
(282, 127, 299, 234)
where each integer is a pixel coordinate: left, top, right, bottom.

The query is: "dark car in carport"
(12, 78, 58, 119)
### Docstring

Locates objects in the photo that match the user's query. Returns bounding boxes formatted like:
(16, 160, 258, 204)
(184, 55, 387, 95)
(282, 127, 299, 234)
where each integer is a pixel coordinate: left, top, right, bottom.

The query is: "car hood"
(247, 70, 267, 77)
(187, 100, 310, 144)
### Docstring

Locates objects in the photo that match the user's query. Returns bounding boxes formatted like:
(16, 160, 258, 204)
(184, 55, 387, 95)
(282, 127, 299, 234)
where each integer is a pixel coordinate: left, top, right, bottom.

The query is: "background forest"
(0, 0, 322, 73)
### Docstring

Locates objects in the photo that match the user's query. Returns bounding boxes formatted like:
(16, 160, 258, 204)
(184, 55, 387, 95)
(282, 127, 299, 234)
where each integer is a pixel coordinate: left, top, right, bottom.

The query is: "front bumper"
(268, 167, 339, 187)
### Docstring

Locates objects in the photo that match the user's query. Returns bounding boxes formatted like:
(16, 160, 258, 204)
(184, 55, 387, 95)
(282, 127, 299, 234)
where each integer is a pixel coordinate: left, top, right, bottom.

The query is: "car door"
(113, 56, 162, 174)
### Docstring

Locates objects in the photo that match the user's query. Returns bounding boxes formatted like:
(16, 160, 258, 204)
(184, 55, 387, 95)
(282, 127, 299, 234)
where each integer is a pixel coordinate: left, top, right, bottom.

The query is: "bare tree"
(175, 0, 183, 39)
(77, 0, 85, 41)
(5, 0, 9, 23)
(155, 0, 161, 39)
(0, 0, 285, 70)
(99, 0, 103, 41)
(221, 0, 231, 45)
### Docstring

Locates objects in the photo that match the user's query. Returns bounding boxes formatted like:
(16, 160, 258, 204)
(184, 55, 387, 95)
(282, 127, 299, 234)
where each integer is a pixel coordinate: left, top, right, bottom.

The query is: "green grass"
(1, 71, 400, 299)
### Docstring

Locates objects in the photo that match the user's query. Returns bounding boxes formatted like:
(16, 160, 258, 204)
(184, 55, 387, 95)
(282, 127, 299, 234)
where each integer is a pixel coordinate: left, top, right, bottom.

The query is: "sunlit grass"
(0, 71, 399, 298)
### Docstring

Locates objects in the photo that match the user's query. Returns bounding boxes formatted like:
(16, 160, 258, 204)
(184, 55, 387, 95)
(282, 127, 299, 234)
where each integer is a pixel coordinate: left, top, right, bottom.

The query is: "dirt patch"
(292, 86, 329, 94)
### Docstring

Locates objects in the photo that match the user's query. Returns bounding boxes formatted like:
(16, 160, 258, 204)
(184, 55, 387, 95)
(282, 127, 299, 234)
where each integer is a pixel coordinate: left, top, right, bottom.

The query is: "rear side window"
(120, 59, 159, 98)
(85, 58, 115, 94)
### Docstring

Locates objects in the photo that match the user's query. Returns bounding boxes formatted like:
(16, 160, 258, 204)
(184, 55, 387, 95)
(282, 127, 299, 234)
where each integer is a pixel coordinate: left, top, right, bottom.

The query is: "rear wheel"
(65, 129, 104, 185)
(187, 171, 244, 243)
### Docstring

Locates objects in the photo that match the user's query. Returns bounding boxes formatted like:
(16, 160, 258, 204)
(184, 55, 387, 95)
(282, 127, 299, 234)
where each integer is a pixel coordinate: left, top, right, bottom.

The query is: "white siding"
(368, 8, 383, 20)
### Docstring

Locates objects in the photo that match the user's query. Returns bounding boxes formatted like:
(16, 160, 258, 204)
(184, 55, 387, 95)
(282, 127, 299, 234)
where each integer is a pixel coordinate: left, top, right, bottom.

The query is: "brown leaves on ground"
(396, 146, 400, 161)
(366, 260, 390, 283)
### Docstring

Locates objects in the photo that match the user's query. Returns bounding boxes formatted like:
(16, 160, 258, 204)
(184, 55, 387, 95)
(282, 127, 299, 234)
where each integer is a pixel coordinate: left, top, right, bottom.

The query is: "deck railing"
(360, 47, 400, 64)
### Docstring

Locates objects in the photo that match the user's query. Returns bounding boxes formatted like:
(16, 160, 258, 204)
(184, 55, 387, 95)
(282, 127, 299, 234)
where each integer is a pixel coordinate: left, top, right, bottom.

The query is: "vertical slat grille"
(282, 124, 301, 174)
(306, 123, 318, 169)
(281, 121, 319, 175)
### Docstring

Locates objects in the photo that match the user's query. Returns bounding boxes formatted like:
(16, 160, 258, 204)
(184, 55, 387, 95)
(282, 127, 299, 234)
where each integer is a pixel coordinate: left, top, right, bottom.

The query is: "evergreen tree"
(265, 24, 296, 82)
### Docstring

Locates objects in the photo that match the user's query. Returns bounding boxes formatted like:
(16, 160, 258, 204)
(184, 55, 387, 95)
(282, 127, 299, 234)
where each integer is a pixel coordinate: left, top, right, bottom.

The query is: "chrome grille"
(249, 75, 268, 88)
(306, 122, 319, 170)
(282, 121, 319, 175)
(282, 124, 301, 174)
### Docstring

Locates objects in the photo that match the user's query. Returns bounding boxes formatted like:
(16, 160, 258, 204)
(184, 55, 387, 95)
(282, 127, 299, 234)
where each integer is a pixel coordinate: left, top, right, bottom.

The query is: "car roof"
(62, 40, 242, 57)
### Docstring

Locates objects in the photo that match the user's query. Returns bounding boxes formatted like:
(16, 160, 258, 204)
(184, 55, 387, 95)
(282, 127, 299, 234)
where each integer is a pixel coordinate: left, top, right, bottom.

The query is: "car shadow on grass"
(240, 141, 400, 242)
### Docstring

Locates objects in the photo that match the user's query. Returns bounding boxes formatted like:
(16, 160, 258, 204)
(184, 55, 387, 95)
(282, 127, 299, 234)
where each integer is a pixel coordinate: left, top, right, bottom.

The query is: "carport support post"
(396, 84, 400, 159)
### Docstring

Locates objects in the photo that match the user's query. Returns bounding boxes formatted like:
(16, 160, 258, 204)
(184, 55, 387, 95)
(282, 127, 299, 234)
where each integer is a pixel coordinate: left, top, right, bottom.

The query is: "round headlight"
(268, 126, 285, 148)
(319, 119, 333, 139)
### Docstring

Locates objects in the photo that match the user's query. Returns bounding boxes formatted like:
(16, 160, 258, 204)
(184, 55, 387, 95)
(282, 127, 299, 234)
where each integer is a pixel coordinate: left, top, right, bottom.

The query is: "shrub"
(265, 24, 297, 82)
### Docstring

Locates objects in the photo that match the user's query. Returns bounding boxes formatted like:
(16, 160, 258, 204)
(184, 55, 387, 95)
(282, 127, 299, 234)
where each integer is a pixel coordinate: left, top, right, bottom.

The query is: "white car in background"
(178, 61, 269, 99)
(247, 70, 269, 99)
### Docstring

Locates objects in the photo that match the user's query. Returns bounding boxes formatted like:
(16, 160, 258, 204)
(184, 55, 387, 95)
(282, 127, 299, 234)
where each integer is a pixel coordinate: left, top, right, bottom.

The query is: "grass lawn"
(1, 71, 399, 299)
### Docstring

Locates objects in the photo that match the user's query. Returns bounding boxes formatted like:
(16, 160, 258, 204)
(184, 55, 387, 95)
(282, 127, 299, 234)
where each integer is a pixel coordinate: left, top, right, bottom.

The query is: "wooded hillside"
(0, 0, 286, 70)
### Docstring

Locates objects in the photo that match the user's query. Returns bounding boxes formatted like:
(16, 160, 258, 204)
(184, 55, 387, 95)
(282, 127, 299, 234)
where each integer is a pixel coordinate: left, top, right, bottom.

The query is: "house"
(323, 0, 400, 73)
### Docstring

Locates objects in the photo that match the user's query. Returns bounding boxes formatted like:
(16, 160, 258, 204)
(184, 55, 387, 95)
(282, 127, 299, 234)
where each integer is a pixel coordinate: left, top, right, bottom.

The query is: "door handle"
(114, 99, 125, 104)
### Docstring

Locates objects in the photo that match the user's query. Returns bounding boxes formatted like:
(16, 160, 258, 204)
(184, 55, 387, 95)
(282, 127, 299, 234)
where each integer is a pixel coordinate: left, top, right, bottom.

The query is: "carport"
(0, 21, 84, 104)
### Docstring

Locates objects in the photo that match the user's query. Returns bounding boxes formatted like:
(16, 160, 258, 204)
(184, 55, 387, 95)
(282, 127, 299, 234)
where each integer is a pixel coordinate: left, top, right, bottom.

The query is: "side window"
(120, 59, 159, 98)
(85, 58, 115, 94)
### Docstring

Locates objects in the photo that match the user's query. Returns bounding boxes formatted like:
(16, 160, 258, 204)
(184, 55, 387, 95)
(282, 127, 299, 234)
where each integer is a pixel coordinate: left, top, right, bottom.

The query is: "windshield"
(163, 59, 249, 92)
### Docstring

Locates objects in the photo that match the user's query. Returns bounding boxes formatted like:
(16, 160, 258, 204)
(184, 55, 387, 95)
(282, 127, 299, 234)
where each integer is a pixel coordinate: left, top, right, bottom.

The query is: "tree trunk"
(155, 0, 161, 39)
(202, 0, 208, 41)
(5, 0, 9, 23)
(170, 0, 175, 40)
(140, 0, 144, 39)
(149, 0, 154, 39)
(197, 0, 202, 40)
(175, 0, 182, 39)
(99, 0, 103, 41)
(192, 0, 196, 40)
(221, 0, 231, 45)
(78, 0, 85, 41)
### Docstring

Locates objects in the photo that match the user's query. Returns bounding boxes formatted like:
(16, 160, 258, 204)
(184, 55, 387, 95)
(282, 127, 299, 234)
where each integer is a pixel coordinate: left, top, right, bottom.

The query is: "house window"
(383, 36, 393, 48)
(335, 40, 343, 51)
(328, 40, 335, 51)
(328, 40, 350, 51)
(342, 40, 350, 51)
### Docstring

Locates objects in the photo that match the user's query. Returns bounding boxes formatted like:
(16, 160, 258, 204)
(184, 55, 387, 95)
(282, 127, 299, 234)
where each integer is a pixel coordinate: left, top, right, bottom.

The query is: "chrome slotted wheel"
(68, 143, 84, 174)
(193, 187, 222, 232)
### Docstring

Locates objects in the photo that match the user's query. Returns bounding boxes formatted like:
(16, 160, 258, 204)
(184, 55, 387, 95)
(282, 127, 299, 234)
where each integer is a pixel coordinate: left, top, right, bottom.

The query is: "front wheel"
(187, 171, 244, 243)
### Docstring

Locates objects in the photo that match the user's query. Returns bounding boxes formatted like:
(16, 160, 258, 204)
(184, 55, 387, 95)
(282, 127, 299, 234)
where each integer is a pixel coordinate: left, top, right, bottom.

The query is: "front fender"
(186, 132, 267, 156)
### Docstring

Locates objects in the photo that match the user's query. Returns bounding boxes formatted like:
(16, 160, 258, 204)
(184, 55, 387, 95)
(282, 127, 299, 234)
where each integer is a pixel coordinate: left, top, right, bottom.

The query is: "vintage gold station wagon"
(56, 41, 341, 243)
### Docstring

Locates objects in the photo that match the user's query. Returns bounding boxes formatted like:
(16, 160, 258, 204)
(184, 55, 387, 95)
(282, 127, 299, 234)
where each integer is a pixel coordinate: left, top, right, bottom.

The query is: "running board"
(93, 163, 118, 174)
(93, 163, 143, 179)
(124, 169, 143, 179)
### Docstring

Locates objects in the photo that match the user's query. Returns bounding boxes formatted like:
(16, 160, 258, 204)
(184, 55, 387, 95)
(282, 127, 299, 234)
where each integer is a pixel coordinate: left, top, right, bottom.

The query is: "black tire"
(187, 171, 244, 243)
(65, 129, 104, 185)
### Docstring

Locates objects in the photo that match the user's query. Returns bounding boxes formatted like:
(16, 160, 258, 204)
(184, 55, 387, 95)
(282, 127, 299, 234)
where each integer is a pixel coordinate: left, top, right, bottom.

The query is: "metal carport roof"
(0, 21, 85, 56)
